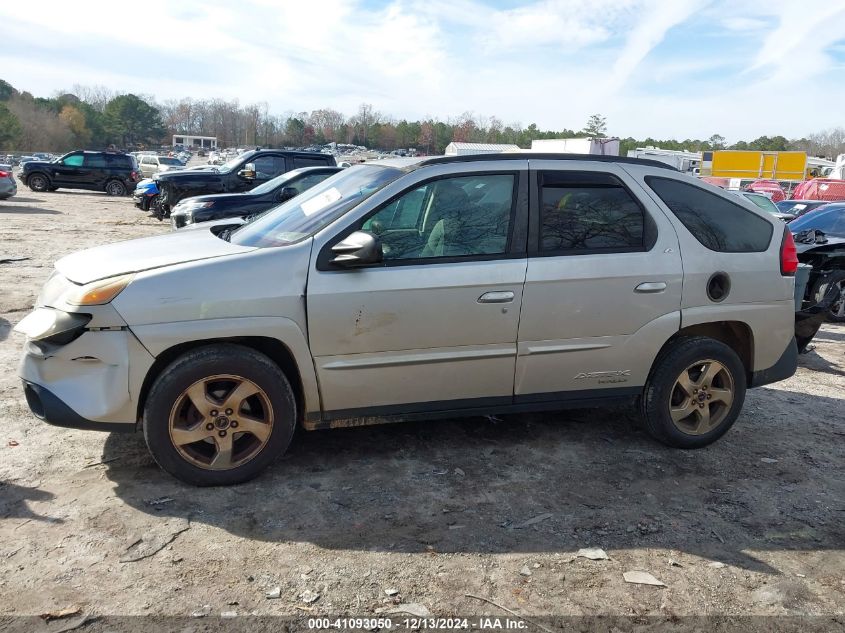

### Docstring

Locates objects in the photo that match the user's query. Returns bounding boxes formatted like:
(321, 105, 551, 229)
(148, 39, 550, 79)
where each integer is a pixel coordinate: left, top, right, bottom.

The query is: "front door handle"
(635, 282, 667, 293)
(478, 291, 514, 304)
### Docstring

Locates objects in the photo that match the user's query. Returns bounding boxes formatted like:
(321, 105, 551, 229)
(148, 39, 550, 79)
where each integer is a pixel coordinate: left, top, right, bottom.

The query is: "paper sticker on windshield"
(301, 187, 342, 216)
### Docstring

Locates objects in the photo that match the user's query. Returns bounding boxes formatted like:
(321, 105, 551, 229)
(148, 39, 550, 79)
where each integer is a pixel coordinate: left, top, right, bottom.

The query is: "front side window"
(539, 171, 645, 253)
(63, 154, 84, 167)
(288, 172, 333, 195)
(361, 173, 516, 261)
(646, 177, 773, 252)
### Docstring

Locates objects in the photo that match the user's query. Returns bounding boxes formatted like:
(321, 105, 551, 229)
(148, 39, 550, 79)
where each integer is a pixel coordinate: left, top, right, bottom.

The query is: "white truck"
(530, 137, 620, 156)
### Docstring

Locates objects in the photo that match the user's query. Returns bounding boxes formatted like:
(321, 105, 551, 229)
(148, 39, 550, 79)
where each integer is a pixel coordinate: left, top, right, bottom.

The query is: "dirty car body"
(16, 155, 799, 485)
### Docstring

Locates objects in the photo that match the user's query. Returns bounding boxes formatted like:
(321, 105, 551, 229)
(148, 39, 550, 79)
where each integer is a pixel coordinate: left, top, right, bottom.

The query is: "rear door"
(515, 159, 683, 401)
(83, 153, 108, 187)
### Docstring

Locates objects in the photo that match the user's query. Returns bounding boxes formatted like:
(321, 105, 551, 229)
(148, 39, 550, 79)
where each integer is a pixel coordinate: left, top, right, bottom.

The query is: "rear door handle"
(635, 282, 667, 293)
(478, 291, 514, 304)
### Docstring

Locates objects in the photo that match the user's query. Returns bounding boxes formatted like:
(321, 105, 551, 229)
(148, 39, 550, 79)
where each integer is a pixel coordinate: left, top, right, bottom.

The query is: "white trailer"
(626, 147, 700, 173)
(530, 137, 620, 156)
(444, 142, 520, 156)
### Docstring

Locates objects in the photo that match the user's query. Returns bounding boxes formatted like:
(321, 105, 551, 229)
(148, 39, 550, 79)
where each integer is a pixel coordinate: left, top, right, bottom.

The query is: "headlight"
(64, 274, 135, 306)
(183, 201, 213, 210)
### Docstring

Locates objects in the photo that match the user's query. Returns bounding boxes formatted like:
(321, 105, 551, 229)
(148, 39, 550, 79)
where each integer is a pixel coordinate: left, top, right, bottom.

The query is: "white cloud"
(2, 0, 845, 140)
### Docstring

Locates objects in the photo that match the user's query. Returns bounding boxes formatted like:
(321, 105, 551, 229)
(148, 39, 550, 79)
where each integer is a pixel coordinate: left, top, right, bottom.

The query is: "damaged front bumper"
(16, 306, 155, 431)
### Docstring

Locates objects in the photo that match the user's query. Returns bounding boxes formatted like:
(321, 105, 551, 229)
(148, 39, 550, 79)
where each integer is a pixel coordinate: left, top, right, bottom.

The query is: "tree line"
(1, 79, 844, 160)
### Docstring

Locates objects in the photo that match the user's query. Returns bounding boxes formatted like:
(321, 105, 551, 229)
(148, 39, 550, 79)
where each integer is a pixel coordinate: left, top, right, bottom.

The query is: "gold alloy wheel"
(168, 374, 274, 470)
(668, 359, 734, 435)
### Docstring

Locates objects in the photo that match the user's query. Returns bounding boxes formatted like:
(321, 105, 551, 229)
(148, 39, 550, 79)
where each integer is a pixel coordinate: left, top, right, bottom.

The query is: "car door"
(140, 156, 155, 178)
(51, 152, 85, 186)
(82, 153, 107, 187)
(307, 162, 529, 417)
(514, 160, 683, 402)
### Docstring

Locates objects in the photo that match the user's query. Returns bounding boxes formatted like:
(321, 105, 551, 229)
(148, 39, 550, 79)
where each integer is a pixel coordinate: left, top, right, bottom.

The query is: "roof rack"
(419, 153, 678, 171)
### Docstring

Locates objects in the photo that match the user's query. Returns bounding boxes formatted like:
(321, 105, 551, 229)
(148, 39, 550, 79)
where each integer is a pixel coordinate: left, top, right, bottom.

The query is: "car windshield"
(159, 157, 182, 166)
(229, 164, 403, 248)
(789, 206, 845, 237)
(248, 168, 311, 195)
(743, 193, 779, 214)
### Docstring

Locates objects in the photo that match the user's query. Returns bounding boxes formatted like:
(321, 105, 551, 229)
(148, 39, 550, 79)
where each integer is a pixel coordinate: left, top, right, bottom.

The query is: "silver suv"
(15, 155, 799, 485)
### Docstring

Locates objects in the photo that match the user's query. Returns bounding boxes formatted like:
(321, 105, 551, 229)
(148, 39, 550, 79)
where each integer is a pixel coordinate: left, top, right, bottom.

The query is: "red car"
(790, 178, 845, 202)
(744, 179, 786, 202)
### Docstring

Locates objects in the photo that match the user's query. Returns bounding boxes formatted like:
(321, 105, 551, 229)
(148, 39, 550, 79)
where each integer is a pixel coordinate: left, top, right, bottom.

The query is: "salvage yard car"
(155, 149, 337, 212)
(0, 163, 16, 199)
(18, 150, 140, 196)
(170, 166, 342, 229)
(15, 154, 799, 486)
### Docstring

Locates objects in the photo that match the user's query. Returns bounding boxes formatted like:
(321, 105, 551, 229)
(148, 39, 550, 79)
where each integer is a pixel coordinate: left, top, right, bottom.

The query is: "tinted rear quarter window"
(646, 176, 773, 252)
(293, 156, 331, 169)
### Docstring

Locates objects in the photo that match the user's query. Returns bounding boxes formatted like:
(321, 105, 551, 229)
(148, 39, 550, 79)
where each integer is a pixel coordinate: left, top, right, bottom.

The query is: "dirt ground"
(0, 175, 843, 631)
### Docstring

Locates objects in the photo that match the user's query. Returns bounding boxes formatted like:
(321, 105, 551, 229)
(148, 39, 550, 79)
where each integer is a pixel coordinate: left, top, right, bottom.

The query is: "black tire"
(810, 271, 845, 323)
(27, 173, 50, 192)
(641, 336, 746, 449)
(105, 180, 127, 196)
(143, 344, 297, 486)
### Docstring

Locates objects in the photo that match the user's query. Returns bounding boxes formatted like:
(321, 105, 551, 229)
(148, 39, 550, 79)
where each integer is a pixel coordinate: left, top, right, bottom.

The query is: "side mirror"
(279, 186, 299, 202)
(238, 163, 256, 179)
(331, 231, 382, 267)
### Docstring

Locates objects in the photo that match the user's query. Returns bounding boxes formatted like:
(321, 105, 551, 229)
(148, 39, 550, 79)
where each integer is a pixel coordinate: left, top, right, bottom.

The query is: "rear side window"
(293, 156, 330, 169)
(84, 154, 106, 168)
(539, 171, 647, 253)
(646, 177, 773, 252)
(106, 154, 131, 168)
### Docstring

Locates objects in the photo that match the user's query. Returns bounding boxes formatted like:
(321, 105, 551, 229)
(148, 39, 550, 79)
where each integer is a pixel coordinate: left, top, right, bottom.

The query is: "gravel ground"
(0, 178, 843, 630)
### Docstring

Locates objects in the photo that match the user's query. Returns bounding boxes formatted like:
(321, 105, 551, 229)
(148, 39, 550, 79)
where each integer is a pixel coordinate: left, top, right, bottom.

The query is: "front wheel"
(28, 173, 50, 192)
(811, 271, 845, 323)
(641, 337, 746, 449)
(143, 344, 297, 486)
(105, 180, 127, 196)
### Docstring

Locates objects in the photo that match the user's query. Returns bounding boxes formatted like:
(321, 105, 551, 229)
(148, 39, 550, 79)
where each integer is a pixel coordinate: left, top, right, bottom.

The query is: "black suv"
(154, 149, 336, 211)
(20, 151, 139, 196)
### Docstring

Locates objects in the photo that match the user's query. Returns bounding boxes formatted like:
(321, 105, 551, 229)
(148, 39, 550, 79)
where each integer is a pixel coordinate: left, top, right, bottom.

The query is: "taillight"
(780, 225, 798, 276)
(0, 171, 8, 178)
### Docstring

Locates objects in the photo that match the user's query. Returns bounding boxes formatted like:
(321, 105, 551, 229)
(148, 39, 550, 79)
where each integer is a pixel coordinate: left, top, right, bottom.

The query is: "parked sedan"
(776, 199, 837, 218)
(738, 191, 795, 222)
(0, 164, 16, 200)
(170, 166, 342, 229)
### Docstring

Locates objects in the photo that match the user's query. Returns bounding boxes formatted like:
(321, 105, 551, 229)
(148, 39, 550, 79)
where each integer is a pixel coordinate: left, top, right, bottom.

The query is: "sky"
(2, 0, 845, 142)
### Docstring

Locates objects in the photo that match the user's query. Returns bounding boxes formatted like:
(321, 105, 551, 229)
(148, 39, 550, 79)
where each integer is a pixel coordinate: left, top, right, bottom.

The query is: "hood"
(155, 167, 219, 182)
(55, 226, 257, 284)
(22, 160, 54, 170)
(175, 191, 253, 206)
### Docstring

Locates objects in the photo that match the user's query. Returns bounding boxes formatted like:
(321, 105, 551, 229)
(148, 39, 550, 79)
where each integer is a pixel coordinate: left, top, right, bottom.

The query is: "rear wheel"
(641, 337, 746, 448)
(811, 271, 845, 323)
(143, 344, 297, 486)
(28, 173, 50, 192)
(105, 180, 127, 196)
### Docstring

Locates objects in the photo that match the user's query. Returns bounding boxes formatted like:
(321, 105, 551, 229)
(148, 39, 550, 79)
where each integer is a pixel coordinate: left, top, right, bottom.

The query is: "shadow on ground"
(0, 481, 63, 524)
(102, 386, 845, 571)
(0, 206, 61, 215)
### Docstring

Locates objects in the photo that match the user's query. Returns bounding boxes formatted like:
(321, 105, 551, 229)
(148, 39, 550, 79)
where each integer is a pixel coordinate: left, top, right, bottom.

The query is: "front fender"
(130, 316, 320, 419)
